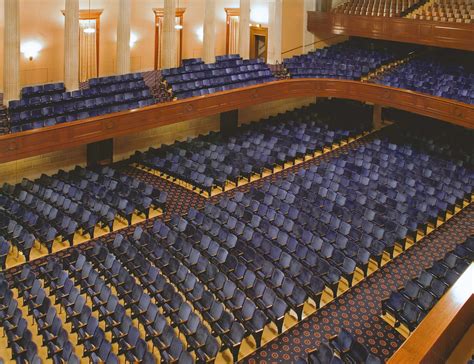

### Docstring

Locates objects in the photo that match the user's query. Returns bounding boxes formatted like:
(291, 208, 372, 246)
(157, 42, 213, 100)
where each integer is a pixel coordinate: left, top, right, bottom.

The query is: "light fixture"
(174, 0, 182, 30)
(21, 41, 42, 61)
(130, 32, 138, 47)
(84, 0, 96, 34)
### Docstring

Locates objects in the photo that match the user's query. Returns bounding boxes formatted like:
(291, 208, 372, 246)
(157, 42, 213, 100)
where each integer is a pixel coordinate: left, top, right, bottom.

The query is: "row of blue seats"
(284, 39, 413, 80)
(7, 72, 155, 133)
(382, 236, 473, 332)
(372, 51, 474, 105)
(20, 82, 65, 99)
(88, 72, 144, 87)
(162, 55, 275, 99)
(10, 97, 155, 133)
(296, 328, 382, 364)
(0, 275, 43, 363)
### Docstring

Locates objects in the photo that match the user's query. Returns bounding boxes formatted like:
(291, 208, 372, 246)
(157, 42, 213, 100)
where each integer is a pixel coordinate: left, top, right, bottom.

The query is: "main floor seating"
(162, 55, 275, 100)
(296, 328, 382, 364)
(7, 73, 155, 133)
(0, 113, 472, 362)
(133, 99, 372, 196)
(283, 39, 414, 80)
(332, 0, 423, 17)
(371, 50, 474, 104)
(382, 235, 473, 333)
(0, 165, 167, 265)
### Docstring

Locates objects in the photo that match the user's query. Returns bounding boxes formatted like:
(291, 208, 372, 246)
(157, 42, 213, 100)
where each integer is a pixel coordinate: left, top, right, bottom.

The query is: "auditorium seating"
(0, 165, 167, 265)
(382, 236, 473, 333)
(296, 329, 382, 364)
(0, 274, 43, 363)
(372, 50, 474, 104)
(7, 73, 155, 133)
(283, 39, 413, 80)
(133, 99, 373, 196)
(407, 0, 473, 23)
(0, 115, 471, 362)
(161, 55, 275, 100)
(332, 0, 423, 17)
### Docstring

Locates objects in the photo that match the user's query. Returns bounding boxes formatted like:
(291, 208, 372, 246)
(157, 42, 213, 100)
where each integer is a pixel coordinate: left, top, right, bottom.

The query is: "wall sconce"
(196, 26, 204, 42)
(21, 41, 42, 61)
(130, 33, 138, 47)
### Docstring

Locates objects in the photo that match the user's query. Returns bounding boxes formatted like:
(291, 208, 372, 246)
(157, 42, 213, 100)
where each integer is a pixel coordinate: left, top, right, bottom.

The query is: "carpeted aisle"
(242, 205, 474, 363)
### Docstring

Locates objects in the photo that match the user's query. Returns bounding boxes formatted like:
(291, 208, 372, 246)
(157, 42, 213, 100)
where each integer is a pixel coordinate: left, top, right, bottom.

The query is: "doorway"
(249, 26, 268, 61)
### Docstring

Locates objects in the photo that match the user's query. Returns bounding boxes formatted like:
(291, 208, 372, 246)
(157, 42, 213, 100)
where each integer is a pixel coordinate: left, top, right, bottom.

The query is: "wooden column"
(268, 0, 283, 64)
(220, 109, 239, 136)
(116, 0, 131, 74)
(162, 0, 177, 69)
(203, 0, 216, 64)
(239, 0, 250, 59)
(64, 0, 79, 91)
(3, 0, 20, 105)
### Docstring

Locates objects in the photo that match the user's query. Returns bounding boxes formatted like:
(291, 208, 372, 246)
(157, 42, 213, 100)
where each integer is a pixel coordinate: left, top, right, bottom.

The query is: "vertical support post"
(373, 104, 383, 129)
(87, 139, 114, 167)
(220, 109, 239, 136)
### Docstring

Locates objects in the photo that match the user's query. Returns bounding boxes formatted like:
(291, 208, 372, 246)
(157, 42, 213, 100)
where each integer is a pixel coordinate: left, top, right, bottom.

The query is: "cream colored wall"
(0, 0, 308, 90)
(282, 0, 304, 59)
(0, 145, 87, 185)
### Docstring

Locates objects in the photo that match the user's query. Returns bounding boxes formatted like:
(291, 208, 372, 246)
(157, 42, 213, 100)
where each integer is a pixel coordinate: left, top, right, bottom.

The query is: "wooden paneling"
(308, 12, 474, 51)
(0, 79, 473, 164)
(388, 264, 474, 364)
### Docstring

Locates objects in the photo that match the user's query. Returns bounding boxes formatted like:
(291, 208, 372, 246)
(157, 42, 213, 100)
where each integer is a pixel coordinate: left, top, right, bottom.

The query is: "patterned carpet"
(4, 127, 473, 363)
(242, 205, 473, 363)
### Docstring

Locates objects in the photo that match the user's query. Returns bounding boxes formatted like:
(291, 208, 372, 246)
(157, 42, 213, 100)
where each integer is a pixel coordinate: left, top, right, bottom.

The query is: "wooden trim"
(307, 11, 474, 51)
(61, 9, 103, 78)
(0, 78, 473, 164)
(153, 8, 185, 69)
(388, 264, 474, 364)
(225, 8, 240, 54)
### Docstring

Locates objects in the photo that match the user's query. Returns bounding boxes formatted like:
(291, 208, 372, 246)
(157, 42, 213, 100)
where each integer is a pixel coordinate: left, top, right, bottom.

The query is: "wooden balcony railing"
(307, 11, 474, 52)
(0, 79, 473, 164)
(388, 263, 474, 364)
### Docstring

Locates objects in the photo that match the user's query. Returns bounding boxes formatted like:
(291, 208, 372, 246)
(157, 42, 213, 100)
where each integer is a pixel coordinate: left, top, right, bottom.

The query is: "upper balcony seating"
(20, 82, 66, 99)
(296, 328, 382, 364)
(161, 54, 275, 99)
(7, 73, 155, 133)
(371, 50, 474, 104)
(284, 39, 413, 81)
(333, 0, 424, 17)
(133, 99, 373, 195)
(382, 236, 473, 332)
(407, 0, 473, 23)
